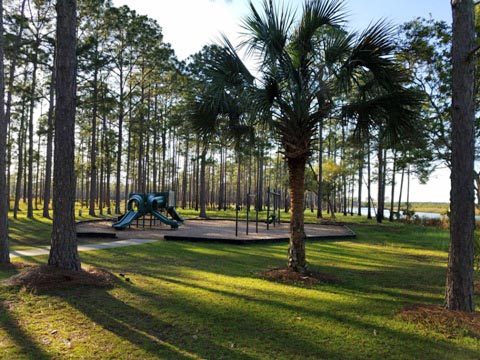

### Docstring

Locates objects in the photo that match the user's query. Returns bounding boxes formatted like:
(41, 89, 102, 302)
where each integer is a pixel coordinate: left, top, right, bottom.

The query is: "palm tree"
(203, 0, 421, 273)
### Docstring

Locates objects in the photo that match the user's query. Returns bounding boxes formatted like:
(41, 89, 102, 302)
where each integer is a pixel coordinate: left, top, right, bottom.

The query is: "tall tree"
(0, 0, 9, 264)
(445, 0, 475, 312)
(48, 0, 80, 271)
(239, 0, 420, 270)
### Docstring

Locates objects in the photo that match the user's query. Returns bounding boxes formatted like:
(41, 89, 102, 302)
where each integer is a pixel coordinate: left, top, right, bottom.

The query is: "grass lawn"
(8, 206, 118, 250)
(0, 210, 479, 359)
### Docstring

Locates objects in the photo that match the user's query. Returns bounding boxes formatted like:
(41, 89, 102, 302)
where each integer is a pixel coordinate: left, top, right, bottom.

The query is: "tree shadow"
(0, 301, 52, 359)
(49, 283, 259, 359)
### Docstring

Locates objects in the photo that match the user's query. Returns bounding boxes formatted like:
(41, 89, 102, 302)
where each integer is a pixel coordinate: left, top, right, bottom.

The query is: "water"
(357, 207, 442, 219)
(356, 207, 480, 220)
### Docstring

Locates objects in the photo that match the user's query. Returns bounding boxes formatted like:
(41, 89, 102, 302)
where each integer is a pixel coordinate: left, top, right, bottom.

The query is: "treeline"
(3, 0, 466, 221)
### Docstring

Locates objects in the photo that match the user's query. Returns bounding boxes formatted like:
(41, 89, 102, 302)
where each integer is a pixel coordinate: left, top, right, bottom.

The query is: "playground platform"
(77, 219, 356, 245)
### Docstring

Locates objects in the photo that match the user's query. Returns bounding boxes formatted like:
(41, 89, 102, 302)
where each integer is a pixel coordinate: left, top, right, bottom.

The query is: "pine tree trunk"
(357, 146, 363, 216)
(114, 71, 124, 214)
(376, 143, 384, 223)
(199, 146, 208, 218)
(367, 137, 372, 219)
(27, 54, 39, 219)
(286, 156, 307, 273)
(182, 137, 189, 209)
(14, 79, 27, 219)
(48, 0, 80, 271)
(89, 66, 98, 216)
(43, 48, 55, 218)
(397, 167, 405, 213)
(317, 120, 323, 218)
(0, 0, 9, 263)
(445, 0, 475, 312)
(389, 152, 396, 222)
(218, 148, 224, 210)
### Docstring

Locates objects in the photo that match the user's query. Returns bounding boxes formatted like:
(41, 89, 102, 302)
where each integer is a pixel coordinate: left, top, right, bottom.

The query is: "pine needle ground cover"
(0, 222, 479, 359)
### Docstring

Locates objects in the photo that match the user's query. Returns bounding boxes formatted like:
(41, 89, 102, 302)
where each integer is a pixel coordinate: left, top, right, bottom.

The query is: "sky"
(111, 0, 453, 203)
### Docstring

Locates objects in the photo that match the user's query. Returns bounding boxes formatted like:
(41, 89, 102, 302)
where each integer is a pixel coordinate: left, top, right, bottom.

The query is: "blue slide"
(112, 210, 139, 230)
(167, 207, 184, 223)
(151, 211, 180, 229)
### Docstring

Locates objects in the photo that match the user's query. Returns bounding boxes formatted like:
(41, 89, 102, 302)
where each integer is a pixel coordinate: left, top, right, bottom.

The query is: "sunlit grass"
(1, 203, 479, 358)
(0, 220, 479, 359)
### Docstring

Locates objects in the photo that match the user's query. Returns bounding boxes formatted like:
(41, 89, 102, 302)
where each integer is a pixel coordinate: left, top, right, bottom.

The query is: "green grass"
(8, 205, 118, 250)
(0, 216, 479, 359)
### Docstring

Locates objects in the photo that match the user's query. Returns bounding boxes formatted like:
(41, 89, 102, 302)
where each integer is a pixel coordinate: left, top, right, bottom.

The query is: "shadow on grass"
(50, 284, 259, 360)
(0, 301, 51, 359)
(106, 270, 479, 360)
(9, 216, 52, 249)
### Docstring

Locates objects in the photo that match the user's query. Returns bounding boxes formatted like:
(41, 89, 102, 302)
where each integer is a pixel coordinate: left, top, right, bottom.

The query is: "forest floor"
(0, 212, 479, 359)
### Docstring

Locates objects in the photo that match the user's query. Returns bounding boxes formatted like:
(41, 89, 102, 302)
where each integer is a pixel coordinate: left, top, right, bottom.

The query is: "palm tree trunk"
(286, 156, 307, 273)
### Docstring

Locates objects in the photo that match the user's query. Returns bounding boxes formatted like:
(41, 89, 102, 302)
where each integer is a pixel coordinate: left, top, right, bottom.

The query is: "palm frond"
(240, 0, 295, 63)
(338, 19, 404, 91)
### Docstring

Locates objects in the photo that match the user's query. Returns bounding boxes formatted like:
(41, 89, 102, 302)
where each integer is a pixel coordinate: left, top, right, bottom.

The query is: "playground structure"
(241, 187, 282, 236)
(112, 192, 184, 230)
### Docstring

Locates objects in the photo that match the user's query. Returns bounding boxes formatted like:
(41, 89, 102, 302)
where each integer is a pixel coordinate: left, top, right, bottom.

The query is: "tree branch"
(469, 42, 480, 58)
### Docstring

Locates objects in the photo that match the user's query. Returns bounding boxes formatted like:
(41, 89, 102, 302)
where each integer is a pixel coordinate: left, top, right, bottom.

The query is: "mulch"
(258, 268, 338, 286)
(1, 263, 116, 291)
(398, 303, 480, 339)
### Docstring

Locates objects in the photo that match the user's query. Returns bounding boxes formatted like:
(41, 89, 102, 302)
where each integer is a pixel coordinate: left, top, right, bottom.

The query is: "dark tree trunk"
(376, 143, 385, 223)
(317, 120, 323, 218)
(286, 156, 307, 273)
(43, 48, 56, 218)
(218, 147, 224, 210)
(397, 167, 405, 213)
(89, 66, 98, 216)
(48, 0, 81, 271)
(182, 137, 189, 209)
(114, 71, 124, 214)
(367, 136, 372, 219)
(357, 145, 363, 216)
(445, 0, 475, 312)
(27, 53, 39, 219)
(14, 73, 27, 219)
(199, 146, 208, 218)
(389, 151, 396, 222)
(0, 0, 9, 263)
(257, 147, 264, 211)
